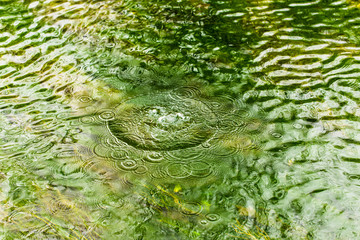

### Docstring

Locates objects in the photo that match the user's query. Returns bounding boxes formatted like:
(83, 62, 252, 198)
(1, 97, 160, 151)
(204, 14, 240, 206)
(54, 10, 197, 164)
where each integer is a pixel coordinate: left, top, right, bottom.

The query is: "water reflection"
(2, 0, 360, 239)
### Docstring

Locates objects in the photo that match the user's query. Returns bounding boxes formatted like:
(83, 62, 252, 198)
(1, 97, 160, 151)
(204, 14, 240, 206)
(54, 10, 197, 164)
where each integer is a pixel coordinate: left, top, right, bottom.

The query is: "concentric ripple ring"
(107, 92, 217, 151)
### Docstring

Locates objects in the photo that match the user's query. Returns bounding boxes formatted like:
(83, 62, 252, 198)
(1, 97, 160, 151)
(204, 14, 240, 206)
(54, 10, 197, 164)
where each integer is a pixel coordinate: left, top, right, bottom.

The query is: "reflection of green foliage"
(36, 0, 256, 96)
(0, 175, 97, 239)
(230, 219, 270, 240)
(0, 1, 268, 239)
(0, 0, 331, 239)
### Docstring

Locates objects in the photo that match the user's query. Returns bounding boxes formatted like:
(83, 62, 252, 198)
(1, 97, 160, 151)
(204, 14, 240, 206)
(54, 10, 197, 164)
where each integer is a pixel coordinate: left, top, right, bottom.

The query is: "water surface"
(1, 0, 360, 239)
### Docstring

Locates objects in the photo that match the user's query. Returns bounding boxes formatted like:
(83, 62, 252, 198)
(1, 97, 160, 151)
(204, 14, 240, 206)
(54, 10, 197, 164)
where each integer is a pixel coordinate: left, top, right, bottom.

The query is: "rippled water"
(1, 0, 360, 239)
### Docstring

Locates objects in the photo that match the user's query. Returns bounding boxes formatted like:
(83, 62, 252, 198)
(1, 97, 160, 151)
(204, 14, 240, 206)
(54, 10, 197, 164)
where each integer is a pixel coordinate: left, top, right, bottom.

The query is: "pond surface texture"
(1, 0, 360, 239)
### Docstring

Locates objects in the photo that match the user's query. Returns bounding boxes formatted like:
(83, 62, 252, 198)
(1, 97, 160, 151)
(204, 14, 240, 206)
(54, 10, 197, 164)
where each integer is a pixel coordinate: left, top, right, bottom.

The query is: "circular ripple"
(118, 159, 137, 171)
(173, 86, 202, 99)
(80, 115, 96, 124)
(207, 95, 238, 115)
(77, 95, 93, 103)
(189, 161, 212, 178)
(103, 137, 130, 149)
(107, 196, 125, 209)
(107, 92, 217, 151)
(98, 109, 116, 121)
(205, 213, 220, 221)
(217, 117, 246, 133)
(144, 152, 164, 163)
(110, 149, 128, 160)
(150, 167, 168, 179)
(166, 163, 191, 179)
(270, 131, 283, 138)
(166, 148, 206, 161)
(93, 143, 111, 158)
(206, 137, 238, 157)
(134, 165, 148, 175)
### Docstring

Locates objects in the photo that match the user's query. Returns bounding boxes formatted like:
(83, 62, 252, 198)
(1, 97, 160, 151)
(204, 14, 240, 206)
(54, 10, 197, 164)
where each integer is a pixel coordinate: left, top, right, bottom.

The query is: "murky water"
(1, 0, 360, 239)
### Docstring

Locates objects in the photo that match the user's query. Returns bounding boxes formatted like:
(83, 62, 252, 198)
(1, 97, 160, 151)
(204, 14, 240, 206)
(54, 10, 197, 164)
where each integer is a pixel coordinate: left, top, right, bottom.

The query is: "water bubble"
(205, 213, 220, 221)
(270, 132, 283, 138)
(107, 92, 216, 151)
(77, 95, 93, 103)
(293, 123, 303, 129)
(200, 220, 208, 225)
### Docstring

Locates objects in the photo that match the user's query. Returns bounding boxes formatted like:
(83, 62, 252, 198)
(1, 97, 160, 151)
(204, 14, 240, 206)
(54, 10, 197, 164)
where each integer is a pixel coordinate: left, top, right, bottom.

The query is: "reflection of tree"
(0, 0, 290, 239)
(35, 0, 258, 97)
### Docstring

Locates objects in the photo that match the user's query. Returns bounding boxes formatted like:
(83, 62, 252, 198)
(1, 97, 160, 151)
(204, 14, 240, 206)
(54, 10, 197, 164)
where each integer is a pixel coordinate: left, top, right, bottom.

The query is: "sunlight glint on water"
(1, 0, 360, 239)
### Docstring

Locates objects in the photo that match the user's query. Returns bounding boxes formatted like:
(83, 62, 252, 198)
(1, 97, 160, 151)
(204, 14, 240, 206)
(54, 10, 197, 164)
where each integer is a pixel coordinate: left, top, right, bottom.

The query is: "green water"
(1, 0, 360, 239)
